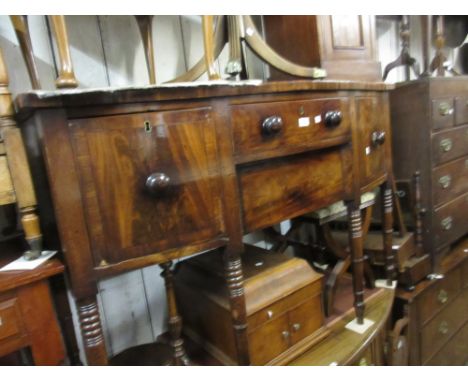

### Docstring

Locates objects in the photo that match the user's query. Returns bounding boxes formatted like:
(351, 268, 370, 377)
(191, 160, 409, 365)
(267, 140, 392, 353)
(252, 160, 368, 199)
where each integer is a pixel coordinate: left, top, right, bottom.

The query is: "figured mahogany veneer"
(15, 80, 393, 365)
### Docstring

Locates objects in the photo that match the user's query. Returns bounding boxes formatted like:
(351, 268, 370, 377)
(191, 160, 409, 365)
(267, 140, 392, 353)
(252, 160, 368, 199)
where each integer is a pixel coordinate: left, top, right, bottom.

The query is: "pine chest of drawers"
(390, 77, 468, 270)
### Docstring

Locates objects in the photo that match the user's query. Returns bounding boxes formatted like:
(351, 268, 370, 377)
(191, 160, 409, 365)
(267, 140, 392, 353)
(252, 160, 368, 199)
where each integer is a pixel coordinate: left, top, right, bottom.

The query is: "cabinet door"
(288, 296, 323, 345)
(355, 95, 390, 190)
(69, 107, 225, 266)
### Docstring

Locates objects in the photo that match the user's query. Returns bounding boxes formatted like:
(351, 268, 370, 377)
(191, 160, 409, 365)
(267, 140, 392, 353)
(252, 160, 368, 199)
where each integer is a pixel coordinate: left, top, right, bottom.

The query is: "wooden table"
(15, 80, 395, 365)
(0, 241, 66, 365)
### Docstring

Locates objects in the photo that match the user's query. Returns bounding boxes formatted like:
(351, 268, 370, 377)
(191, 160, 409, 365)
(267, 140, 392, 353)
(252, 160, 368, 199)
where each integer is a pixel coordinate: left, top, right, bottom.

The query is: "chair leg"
(324, 257, 352, 316)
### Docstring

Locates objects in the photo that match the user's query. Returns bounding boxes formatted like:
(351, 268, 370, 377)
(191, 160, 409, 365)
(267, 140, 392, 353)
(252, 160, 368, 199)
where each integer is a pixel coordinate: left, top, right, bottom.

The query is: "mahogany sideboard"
(14, 80, 395, 365)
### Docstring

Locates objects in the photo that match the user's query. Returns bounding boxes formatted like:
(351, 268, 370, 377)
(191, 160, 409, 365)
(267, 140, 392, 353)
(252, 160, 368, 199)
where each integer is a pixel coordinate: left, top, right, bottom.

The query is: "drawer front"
(432, 125, 468, 166)
(70, 108, 225, 266)
(433, 192, 468, 249)
(455, 97, 468, 126)
(249, 313, 290, 365)
(0, 298, 22, 341)
(355, 95, 390, 188)
(432, 98, 455, 130)
(432, 156, 468, 207)
(417, 267, 461, 325)
(231, 97, 351, 162)
(425, 321, 468, 365)
(288, 296, 324, 345)
(239, 148, 350, 232)
(248, 282, 321, 330)
(420, 288, 468, 363)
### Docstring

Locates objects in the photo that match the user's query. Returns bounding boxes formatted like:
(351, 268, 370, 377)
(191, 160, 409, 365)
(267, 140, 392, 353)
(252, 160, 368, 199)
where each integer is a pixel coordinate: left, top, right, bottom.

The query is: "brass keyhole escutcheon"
(144, 120, 152, 133)
(299, 106, 305, 116)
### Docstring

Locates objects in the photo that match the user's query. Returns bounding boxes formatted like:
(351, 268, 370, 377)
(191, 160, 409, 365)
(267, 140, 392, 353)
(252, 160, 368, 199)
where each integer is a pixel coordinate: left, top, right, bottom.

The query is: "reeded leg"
(202, 15, 221, 80)
(223, 249, 250, 365)
(347, 202, 365, 324)
(77, 296, 108, 365)
(160, 261, 191, 366)
(381, 182, 396, 285)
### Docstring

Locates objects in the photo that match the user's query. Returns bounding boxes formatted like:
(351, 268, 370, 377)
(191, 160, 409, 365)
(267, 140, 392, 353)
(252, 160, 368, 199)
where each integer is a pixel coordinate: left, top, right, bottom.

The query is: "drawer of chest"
(432, 98, 455, 130)
(455, 96, 468, 126)
(231, 97, 350, 163)
(425, 321, 468, 365)
(239, 148, 351, 232)
(432, 192, 468, 249)
(69, 108, 226, 266)
(432, 125, 468, 166)
(420, 288, 468, 364)
(0, 297, 23, 342)
(417, 267, 461, 325)
(432, 156, 468, 207)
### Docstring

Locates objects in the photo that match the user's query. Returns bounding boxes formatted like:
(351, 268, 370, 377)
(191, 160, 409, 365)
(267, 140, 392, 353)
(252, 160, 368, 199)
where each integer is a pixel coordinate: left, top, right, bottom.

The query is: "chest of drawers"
(15, 80, 394, 365)
(390, 77, 468, 271)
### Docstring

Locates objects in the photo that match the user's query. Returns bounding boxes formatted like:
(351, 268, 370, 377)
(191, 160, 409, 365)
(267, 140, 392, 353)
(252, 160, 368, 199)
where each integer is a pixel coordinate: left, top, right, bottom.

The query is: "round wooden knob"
(261, 115, 283, 135)
(145, 172, 171, 195)
(324, 110, 342, 128)
(371, 131, 386, 146)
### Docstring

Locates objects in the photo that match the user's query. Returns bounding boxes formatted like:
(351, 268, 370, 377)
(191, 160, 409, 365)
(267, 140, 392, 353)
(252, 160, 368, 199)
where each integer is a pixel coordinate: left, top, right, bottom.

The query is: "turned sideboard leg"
(223, 250, 250, 365)
(381, 181, 396, 285)
(77, 296, 108, 365)
(160, 261, 191, 366)
(347, 202, 365, 324)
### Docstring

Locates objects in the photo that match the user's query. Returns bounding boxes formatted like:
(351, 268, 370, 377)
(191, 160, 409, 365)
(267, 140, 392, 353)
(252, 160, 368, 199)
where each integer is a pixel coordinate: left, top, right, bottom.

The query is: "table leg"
(381, 182, 396, 285)
(347, 202, 365, 324)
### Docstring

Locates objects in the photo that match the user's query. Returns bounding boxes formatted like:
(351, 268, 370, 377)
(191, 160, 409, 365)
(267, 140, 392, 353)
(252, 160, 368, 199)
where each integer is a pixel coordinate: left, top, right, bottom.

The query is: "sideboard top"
(14, 79, 393, 114)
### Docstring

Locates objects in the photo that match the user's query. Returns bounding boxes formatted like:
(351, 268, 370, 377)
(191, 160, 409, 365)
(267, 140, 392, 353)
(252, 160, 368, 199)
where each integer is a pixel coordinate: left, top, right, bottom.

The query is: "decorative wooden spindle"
(48, 15, 78, 88)
(430, 15, 447, 76)
(10, 15, 41, 89)
(223, 250, 250, 365)
(420, 16, 432, 77)
(160, 261, 191, 366)
(202, 15, 221, 80)
(347, 202, 365, 324)
(226, 15, 243, 78)
(413, 171, 426, 257)
(135, 16, 156, 85)
(381, 182, 396, 285)
(77, 297, 108, 365)
(0, 47, 43, 259)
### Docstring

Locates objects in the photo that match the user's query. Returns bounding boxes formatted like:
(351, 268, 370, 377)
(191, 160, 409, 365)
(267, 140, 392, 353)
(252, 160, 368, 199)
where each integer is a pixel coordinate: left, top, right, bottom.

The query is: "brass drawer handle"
(441, 217, 453, 231)
(438, 102, 454, 116)
(439, 320, 449, 335)
(292, 323, 301, 332)
(440, 138, 453, 152)
(266, 310, 273, 319)
(439, 175, 451, 189)
(437, 289, 448, 304)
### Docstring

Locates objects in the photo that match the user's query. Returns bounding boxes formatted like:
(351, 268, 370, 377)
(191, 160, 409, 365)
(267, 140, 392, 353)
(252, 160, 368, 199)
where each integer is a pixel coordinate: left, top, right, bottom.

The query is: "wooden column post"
(347, 201, 365, 324)
(381, 181, 396, 285)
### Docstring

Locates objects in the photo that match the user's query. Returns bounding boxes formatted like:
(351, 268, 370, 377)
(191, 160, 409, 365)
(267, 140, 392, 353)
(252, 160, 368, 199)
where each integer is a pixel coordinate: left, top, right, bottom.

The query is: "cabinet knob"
(439, 320, 449, 335)
(281, 330, 290, 340)
(324, 110, 342, 128)
(145, 172, 171, 195)
(266, 310, 273, 319)
(441, 216, 453, 231)
(438, 102, 454, 116)
(439, 175, 451, 189)
(437, 289, 448, 304)
(0, 316, 2, 326)
(440, 138, 453, 152)
(371, 131, 386, 147)
(292, 323, 301, 332)
(261, 116, 283, 135)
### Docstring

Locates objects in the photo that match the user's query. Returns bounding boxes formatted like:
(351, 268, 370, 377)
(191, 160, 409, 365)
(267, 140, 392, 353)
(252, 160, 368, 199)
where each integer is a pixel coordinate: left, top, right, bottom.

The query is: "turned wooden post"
(0, 47, 43, 259)
(160, 261, 191, 366)
(420, 16, 432, 77)
(202, 15, 220, 80)
(347, 202, 365, 324)
(135, 16, 156, 85)
(77, 296, 108, 365)
(48, 16, 78, 88)
(413, 171, 426, 257)
(381, 182, 396, 285)
(223, 248, 250, 365)
(226, 15, 243, 78)
(10, 15, 41, 89)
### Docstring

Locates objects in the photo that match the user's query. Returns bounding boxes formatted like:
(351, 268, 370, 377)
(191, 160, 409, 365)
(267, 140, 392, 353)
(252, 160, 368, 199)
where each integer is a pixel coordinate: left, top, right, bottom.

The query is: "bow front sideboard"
(14, 80, 394, 365)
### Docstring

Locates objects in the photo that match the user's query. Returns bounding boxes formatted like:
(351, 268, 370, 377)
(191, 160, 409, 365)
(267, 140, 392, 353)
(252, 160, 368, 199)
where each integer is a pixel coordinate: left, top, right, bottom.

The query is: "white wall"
(0, 15, 464, 364)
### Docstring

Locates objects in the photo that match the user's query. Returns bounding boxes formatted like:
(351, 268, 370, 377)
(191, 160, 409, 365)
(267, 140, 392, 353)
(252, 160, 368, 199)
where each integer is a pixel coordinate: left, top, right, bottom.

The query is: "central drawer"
(231, 97, 350, 162)
(238, 148, 351, 232)
(69, 108, 226, 266)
